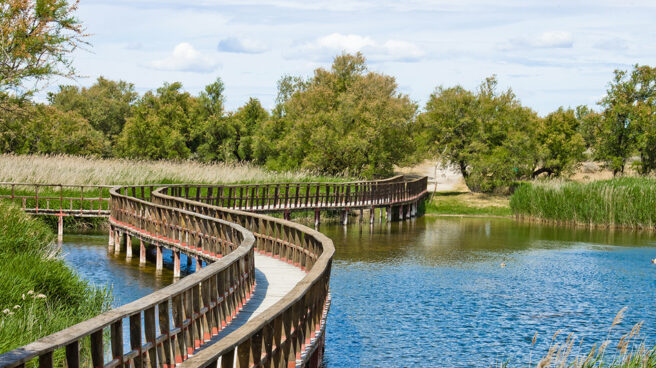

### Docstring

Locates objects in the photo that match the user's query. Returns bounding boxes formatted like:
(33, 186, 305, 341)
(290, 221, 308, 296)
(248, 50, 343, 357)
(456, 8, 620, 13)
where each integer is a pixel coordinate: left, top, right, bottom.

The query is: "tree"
(418, 76, 538, 193)
(534, 107, 586, 177)
(0, 102, 106, 156)
(116, 82, 199, 160)
(1, 0, 86, 109)
(48, 77, 137, 142)
(234, 98, 268, 161)
(262, 53, 417, 177)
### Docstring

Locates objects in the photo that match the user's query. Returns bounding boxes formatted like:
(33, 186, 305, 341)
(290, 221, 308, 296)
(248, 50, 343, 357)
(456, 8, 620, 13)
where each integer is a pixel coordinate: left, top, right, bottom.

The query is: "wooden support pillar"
(173, 250, 181, 278)
(342, 209, 348, 225)
(195, 256, 201, 271)
(156, 245, 163, 271)
(57, 215, 64, 243)
(139, 239, 146, 266)
(187, 253, 192, 269)
(108, 225, 114, 252)
(284, 210, 290, 221)
(359, 208, 364, 223)
(399, 205, 404, 221)
(114, 230, 121, 255)
(370, 207, 375, 224)
(386, 207, 391, 222)
(125, 234, 132, 259)
(314, 209, 320, 228)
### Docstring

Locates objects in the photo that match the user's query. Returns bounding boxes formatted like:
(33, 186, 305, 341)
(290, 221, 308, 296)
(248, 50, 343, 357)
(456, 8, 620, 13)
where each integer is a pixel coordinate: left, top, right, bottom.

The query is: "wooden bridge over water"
(0, 176, 427, 368)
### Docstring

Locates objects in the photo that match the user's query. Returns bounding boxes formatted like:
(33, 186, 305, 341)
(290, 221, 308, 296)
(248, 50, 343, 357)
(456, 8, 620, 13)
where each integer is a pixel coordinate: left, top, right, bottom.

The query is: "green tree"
(418, 76, 538, 193)
(264, 53, 417, 177)
(0, 102, 105, 155)
(234, 98, 269, 161)
(1, 0, 87, 110)
(534, 107, 586, 177)
(48, 77, 138, 142)
(575, 105, 602, 150)
(629, 65, 656, 174)
(116, 82, 199, 159)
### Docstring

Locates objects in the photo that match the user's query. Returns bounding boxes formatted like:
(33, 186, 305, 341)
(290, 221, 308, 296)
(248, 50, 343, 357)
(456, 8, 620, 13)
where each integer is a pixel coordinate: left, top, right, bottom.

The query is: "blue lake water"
(63, 217, 656, 367)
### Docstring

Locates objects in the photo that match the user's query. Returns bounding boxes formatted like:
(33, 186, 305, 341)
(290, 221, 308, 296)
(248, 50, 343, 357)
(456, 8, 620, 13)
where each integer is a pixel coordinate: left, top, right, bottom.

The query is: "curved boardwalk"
(0, 176, 427, 368)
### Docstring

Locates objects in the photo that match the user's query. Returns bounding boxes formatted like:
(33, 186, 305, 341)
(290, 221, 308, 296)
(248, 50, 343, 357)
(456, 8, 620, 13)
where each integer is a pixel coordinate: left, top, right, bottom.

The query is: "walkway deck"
(198, 253, 306, 349)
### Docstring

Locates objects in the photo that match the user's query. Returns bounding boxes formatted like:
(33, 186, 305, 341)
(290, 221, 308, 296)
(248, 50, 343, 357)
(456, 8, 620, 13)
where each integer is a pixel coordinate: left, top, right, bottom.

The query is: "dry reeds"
(0, 154, 336, 185)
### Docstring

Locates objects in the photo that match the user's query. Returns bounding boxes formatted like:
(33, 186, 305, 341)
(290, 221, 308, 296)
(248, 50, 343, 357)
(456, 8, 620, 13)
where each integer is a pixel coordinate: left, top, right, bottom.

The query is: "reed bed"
(0, 201, 111, 360)
(510, 178, 656, 229)
(0, 154, 340, 185)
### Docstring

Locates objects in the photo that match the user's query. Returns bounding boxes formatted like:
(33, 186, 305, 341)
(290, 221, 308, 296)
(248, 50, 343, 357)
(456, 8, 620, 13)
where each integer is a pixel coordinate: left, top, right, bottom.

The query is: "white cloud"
(501, 31, 574, 50)
(149, 43, 219, 72)
(218, 37, 268, 54)
(289, 33, 425, 62)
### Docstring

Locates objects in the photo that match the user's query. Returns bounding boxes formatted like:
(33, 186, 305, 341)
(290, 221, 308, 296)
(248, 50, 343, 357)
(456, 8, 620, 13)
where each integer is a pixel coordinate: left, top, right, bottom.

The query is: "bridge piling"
(139, 239, 146, 265)
(370, 206, 375, 224)
(57, 215, 64, 243)
(173, 250, 181, 278)
(156, 245, 163, 271)
(108, 225, 114, 252)
(314, 209, 320, 228)
(126, 234, 132, 259)
(114, 230, 121, 255)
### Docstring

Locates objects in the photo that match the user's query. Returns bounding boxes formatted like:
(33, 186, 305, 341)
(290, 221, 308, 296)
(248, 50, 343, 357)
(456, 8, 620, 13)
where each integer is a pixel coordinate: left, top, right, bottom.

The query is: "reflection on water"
(62, 233, 199, 307)
(321, 217, 656, 367)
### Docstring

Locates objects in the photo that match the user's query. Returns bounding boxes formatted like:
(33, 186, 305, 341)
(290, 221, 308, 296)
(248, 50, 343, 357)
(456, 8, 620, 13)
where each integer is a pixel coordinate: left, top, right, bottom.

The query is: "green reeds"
(0, 201, 111, 360)
(510, 178, 656, 229)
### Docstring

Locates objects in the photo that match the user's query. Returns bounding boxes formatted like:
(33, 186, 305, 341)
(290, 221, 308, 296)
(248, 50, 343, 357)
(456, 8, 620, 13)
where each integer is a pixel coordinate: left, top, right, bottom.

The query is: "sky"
(49, 0, 656, 115)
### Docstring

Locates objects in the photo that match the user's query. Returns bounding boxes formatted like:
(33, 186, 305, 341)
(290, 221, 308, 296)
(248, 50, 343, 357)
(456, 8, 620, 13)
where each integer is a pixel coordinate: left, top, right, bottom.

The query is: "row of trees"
(1, 51, 654, 191)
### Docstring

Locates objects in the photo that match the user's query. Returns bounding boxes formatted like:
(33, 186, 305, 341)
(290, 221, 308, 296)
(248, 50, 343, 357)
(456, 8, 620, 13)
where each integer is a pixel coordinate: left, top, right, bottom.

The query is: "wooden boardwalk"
(196, 253, 306, 350)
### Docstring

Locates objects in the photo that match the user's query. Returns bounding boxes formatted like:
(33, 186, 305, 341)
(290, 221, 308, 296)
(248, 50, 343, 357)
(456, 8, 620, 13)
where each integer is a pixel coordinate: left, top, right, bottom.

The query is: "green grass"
(425, 192, 512, 217)
(510, 178, 656, 229)
(0, 201, 111, 363)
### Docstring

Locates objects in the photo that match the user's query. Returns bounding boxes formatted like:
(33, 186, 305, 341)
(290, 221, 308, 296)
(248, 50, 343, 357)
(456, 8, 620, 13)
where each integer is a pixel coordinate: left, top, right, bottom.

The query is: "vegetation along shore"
(0, 201, 111, 361)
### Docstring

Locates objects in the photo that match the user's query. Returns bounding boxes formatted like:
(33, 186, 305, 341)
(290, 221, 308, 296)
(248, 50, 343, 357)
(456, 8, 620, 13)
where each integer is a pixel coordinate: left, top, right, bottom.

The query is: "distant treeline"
(1, 53, 654, 191)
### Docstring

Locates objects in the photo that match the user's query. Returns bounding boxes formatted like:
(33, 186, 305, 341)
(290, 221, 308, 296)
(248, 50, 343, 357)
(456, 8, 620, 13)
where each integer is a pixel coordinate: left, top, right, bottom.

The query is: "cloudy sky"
(55, 0, 655, 115)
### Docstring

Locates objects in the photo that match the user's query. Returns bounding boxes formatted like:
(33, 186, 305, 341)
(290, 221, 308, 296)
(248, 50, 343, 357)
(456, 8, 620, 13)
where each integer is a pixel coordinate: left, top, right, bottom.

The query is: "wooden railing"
(152, 187, 334, 367)
(0, 183, 112, 217)
(168, 176, 428, 212)
(0, 175, 426, 368)
(0, 186, 256, 368)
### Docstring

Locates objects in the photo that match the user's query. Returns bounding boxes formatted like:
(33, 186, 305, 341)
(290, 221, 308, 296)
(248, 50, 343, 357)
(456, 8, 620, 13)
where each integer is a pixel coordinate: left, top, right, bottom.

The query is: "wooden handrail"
(0, 186, 256, 368)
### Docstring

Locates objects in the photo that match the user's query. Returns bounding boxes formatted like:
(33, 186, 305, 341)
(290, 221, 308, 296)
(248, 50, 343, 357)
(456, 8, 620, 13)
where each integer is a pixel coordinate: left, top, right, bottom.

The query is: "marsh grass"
(527, 308, 656, 368)
(0, 154, 346, 185)
(510, 178, 656, 229)
(0, 201, 111, 362)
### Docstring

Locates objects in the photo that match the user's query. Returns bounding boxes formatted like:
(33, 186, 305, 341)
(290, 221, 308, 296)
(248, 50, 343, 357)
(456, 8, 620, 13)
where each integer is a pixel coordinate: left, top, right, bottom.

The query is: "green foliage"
(535, 107, 586, 177)
(424, 192, 511, 216)
(0, 0, 86, 108)
(510, 178, 656, 228)
(48, 76, 138, 141)
(597, 65, 656, 175)
(260, 53, 417, 177)
(417, 76, 539, 193)
(117, 82, 199, 159)
(0, 102, 106, 156)
(0, 201, 110, 357)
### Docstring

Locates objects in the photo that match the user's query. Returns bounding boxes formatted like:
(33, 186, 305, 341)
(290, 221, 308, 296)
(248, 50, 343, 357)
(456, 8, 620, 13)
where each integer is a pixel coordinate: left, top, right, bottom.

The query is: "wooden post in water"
(342, 209, 348, 225)
(57, 214, 64, 243)
(195, 256, 201, 271)
(139, 239, 146, 265)
(386, 206, 391, 222)
(114, 230, 121, 254)
(126, 234, 132, 259)
(173, 250, 181, 278)
(370, 206, 375, 224)
(314, 209, 320, 228)
(156, 245, 163, 271)
(108, 225, 114, 252)
(284, 210, 290, 221)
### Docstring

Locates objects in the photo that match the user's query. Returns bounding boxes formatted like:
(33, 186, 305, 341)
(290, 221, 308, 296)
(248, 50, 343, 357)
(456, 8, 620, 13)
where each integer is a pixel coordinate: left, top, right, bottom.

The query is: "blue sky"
(53, 0, 655, 115)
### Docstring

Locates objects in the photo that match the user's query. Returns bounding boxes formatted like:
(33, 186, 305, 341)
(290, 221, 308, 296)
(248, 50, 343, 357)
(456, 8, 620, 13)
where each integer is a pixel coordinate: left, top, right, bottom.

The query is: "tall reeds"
(510, 178, 656, 229)
(0, 154, 339, 185)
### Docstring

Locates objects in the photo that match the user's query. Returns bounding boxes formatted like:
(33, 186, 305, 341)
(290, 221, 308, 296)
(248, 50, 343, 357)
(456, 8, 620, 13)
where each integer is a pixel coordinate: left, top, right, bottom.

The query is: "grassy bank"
(425, 192, 512, 217)
(510, 178, 656, 229)
(0, 154, 347, 185)
(0, 201, 111, 361)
